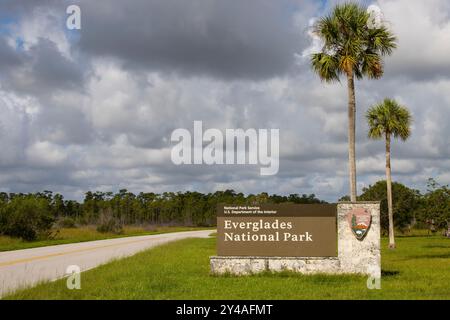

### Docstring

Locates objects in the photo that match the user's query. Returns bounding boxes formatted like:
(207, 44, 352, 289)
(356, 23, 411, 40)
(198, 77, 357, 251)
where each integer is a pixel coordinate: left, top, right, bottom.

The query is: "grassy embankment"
(0, 226, 210, 252)
(5, 233, 450, 300)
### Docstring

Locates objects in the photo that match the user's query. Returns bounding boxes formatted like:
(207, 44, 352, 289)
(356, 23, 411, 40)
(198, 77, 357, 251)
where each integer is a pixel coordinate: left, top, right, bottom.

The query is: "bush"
(0, 196, 55, 241)
(57, 217, 77, 228)
(96, 208, 123, 234)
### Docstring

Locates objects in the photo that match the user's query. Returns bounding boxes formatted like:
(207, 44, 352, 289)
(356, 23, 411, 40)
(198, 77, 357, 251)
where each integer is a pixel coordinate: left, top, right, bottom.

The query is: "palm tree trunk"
(347, 73, 357, 202)
(385, 133, 395, 249)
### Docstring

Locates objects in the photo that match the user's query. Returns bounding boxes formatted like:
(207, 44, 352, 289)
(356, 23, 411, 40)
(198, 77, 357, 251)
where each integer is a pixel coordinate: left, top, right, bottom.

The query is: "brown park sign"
(217, 204, 337, 257)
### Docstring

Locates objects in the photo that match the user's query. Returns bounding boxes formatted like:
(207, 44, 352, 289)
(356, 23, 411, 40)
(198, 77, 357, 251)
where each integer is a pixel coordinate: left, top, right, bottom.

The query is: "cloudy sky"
(0, 0, 449, 201)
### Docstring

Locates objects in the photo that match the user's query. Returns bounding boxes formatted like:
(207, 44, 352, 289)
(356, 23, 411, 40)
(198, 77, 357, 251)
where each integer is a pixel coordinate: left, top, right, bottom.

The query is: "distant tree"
(0, 192, 8, 203)
(358, 180, 420, 235)
(420, 178, 450, 237)
(64, 200, 82, 218)
(311, 2, 396, 202)
(366, 99, 412, 249)
(52, 193, 65, 217)
(338, 195, 351, 202)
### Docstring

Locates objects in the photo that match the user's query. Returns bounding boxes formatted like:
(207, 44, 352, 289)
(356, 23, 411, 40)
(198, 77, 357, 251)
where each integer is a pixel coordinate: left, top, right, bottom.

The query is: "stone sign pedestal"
(210, 202, 380, 278)
(337, 202, 381, 278)
(210, 256, 340, 275)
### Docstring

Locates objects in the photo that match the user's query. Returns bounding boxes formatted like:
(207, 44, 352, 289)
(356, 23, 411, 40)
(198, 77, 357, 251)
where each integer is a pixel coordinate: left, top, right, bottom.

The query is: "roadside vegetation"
(5, 234, 449, 300)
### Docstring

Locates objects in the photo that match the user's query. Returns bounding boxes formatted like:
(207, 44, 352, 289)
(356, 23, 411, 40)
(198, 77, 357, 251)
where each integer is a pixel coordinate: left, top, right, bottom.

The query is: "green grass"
(4, 235, 450, 300)
(0, 226, 210, 252)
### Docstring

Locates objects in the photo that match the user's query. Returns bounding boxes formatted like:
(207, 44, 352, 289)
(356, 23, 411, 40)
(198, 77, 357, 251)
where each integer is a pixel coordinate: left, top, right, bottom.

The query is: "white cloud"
(9, 5, 72, 58)
(379, 0, 450, 79)
(25, 141, 68, 167)
(0, 0, 449, 201)
(0, 92, 30, 166)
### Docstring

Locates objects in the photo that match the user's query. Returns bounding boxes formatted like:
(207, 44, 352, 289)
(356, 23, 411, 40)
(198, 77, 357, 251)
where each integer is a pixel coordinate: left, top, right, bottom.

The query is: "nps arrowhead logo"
(347, 208, 372, 241)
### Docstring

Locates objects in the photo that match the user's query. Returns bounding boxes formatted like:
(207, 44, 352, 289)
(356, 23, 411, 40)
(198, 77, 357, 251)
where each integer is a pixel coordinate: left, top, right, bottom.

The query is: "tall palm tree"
(366, 98, 412, 249)
(311, 3, 396, 202)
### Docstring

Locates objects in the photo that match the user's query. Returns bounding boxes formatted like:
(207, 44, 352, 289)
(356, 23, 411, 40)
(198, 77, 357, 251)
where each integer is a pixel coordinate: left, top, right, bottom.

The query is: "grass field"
(4, 234, 450, 300)
(0, 226, 209, 252)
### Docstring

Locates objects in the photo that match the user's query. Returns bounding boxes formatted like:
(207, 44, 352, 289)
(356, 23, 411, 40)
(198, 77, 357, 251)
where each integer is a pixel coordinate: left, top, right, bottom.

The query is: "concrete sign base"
(210, 202, 380, 278)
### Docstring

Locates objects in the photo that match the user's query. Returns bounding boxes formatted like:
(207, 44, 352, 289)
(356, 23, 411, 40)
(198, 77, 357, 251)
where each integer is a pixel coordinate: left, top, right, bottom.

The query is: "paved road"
(0, 230, 214, 298)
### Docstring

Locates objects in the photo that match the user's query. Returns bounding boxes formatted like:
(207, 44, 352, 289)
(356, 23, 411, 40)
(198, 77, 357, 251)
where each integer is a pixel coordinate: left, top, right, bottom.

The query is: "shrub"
(57, 217, 77, 228)
(0, 196, 55, 241)
(96, 208, 123, 234)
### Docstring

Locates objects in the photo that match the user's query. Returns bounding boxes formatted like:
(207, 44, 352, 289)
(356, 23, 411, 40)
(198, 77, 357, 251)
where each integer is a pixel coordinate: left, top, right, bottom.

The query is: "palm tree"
(311, 3, 396, 202)
(366, 98, 412, 249)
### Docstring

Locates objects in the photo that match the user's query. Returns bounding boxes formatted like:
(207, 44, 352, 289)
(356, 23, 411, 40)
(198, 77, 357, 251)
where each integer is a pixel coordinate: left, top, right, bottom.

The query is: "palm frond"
(360, 52, 383, 79)
(310, 2, 397, 80)
(311, 53, 341, 82)
(366, 99, 412, 141)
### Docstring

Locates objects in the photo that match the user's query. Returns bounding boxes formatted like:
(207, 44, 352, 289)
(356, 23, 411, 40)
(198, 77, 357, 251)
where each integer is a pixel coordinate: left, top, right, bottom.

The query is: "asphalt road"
(0, 229, 214, 298)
